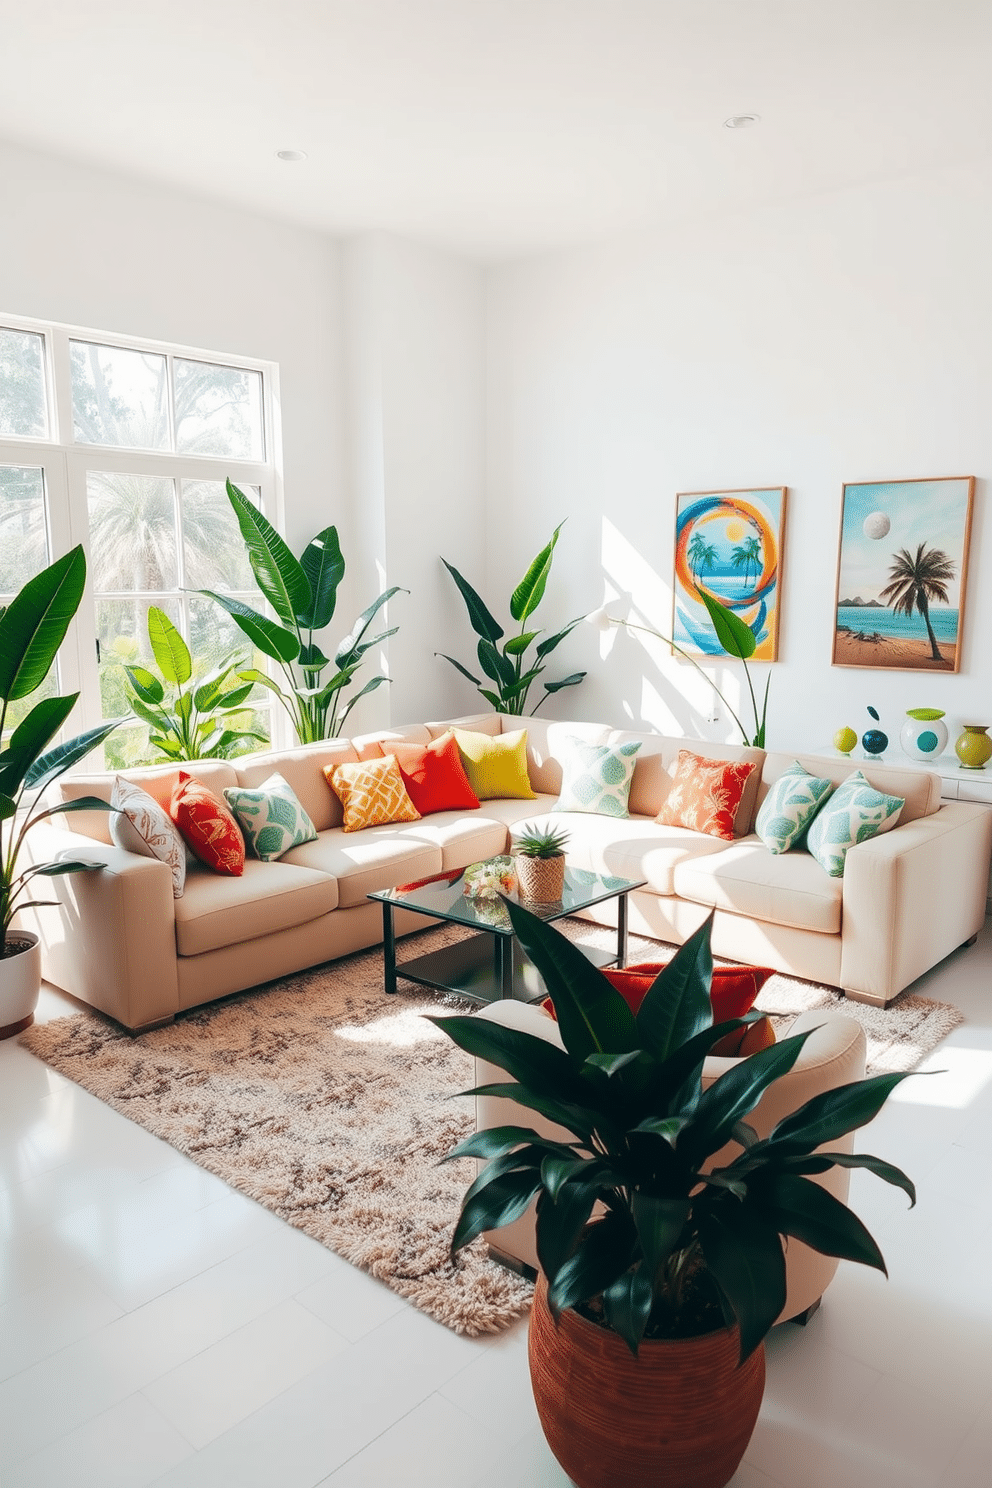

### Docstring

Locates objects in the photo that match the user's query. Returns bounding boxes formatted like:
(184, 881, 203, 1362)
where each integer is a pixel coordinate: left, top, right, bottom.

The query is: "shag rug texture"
(21, 921, 963, 1335)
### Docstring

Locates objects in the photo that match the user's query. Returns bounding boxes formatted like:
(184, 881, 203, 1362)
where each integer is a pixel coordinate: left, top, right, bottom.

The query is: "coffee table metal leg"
(381, 902, 397, 994)
(495, 935, 513, 1000)
(617, 892, 630, 969)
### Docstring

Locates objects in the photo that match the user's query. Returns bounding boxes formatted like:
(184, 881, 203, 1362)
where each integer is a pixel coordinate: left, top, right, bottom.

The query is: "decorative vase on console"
(900, 708, 948, 763)
(862, 706, 888, 760)
(954, 725, 992, 771)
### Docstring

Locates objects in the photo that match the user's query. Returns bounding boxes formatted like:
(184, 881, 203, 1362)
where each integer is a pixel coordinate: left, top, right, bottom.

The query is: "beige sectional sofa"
(22, 712, 992, 1032)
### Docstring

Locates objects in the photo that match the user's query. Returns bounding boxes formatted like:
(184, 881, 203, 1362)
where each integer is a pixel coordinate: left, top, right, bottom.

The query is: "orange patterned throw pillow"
(656, 751, 757, 840)
(170, 771, 246, 876)
(324, 755, 421, 832)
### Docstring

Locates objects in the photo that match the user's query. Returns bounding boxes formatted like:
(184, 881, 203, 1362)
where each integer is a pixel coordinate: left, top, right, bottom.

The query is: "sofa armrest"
(840, 800, 992, 1005)
(19, 823, 180, 1031)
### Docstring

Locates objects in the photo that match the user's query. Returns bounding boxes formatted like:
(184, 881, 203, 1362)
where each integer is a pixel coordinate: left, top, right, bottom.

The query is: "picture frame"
(672, 487, 788, 661)
(832, 476, 975, 673)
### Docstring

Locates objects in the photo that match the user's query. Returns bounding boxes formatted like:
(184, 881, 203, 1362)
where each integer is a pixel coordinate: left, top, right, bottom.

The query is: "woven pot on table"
(528, 1272, 765, 1488)
(514, 853, 565, 904)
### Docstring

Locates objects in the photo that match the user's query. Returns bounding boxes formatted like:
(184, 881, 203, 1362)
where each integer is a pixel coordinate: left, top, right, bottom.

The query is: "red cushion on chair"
(542, 961, 775, 1025)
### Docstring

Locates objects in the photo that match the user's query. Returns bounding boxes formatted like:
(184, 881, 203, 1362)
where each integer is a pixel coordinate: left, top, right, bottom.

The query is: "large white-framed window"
(0, 315, 282, 766)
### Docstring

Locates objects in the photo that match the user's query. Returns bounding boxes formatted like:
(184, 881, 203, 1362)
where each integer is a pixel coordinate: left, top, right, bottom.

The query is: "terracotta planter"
(0, 931, 41, 1039)
(528, 1272, 764, 1488)
(515, 853, 565, 904)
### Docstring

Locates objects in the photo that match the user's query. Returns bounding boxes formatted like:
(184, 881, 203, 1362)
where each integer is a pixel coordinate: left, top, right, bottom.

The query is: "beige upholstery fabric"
(511, 716, 611, 797)
(402, 812, 513, 870)
(279, 828, 440, 909)
(473, 999, 866, 1323)
(760, 751, 941, 826)
(425, 713, 500, 741)
(673, 835, 843, 934)
(351, 724, 433, 760)
(60, 760, 239, 844)
(511, 810, 730, 895)
(174, 858, 338, 956)
(234, 743, 358, 832)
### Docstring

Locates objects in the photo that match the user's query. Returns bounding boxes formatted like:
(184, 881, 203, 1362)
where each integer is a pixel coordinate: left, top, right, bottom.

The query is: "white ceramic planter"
(900, 712, 949, 763)
(0, 931, 41, 1038)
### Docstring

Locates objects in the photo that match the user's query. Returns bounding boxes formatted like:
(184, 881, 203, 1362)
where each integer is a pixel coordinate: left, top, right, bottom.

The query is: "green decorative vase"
(954, 724, 992, 770)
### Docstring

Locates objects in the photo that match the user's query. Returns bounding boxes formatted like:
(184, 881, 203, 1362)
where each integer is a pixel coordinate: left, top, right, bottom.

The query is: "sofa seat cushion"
(175, 858, 338, 956)
(527, 811, 731, 895)
(401, 812, 511, 871)
(279, 828, 441, 909)
(673, 837, 843, 934)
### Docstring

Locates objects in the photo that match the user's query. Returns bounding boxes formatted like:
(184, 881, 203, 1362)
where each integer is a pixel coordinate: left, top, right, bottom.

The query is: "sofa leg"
(786, 1297, 822, 1327)
(129, 1014, 176, 1036)
(961, 934, 978, 949)
(486, 1244, 537, 1282)
(839, 987, 890, 1008)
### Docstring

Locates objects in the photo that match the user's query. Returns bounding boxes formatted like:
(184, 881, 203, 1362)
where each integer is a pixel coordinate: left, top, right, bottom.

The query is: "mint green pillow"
(805, 770, 904, 878)
(755, 762, 834, 854)
(552, 738, 642, 818)
(223, 773, 318, 861)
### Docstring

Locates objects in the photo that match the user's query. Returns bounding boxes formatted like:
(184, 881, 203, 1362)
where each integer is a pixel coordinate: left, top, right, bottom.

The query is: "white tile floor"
(1, 926, 990, 1488)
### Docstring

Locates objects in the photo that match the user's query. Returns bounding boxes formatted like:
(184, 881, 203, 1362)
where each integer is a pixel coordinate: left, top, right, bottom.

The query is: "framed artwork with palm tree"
(833, 477, 975, 673)
(673, 487, 787, 660)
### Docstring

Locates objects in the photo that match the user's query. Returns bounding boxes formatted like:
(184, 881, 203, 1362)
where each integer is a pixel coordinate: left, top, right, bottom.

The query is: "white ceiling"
(3, 0, 992, 261)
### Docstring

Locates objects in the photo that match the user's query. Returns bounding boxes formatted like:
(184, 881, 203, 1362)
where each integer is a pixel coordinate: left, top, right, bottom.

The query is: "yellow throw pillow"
(324, 755, 421, 832)
(452, 727, 536, 801)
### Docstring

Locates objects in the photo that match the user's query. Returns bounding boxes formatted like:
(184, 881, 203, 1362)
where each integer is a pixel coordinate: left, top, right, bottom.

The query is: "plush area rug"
(21, 921, 962, 1334)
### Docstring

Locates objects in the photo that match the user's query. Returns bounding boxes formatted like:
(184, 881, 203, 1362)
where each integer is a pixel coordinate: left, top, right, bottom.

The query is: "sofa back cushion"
(508, 716, 610, 796)
(760, 752, 940, 825)
(60, 759, 239, 844)
(234, 742, 359, 830)
(351, 724, 432, 761)
(607, 731, 765, 833)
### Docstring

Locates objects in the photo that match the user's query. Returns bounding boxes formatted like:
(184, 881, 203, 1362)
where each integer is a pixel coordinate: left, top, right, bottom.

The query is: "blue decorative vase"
(862, 705, 887, 758)
(900, 709, 948, 762)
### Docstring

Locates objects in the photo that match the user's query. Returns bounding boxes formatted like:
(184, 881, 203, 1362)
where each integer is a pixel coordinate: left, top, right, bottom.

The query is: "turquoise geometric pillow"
(223, 773, 318, 861)
(553, 738, 642, 818)
(805, 770, 904, 878)
(755, 762, 834, 854)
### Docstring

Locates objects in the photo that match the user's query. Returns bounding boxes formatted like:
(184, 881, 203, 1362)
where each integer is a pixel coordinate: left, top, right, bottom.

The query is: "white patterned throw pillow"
(755, 762, 834, 854)
(110, 776, 187, 897)
(553, 738, 642, 818)
(805, 770, 904, 878)
(223, 773, 318, 860)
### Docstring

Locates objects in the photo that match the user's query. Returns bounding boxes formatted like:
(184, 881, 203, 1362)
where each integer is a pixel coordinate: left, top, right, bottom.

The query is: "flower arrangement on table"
(462, 856, 517, 900)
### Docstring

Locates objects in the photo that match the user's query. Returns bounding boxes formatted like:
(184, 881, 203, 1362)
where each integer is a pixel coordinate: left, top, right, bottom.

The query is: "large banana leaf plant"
(198, 481, 405, 742)
(124, 606, 266, 762)
(0, 546, 121, 944)
(438, 524, 586, 716)
(434, 904, 915, 1363)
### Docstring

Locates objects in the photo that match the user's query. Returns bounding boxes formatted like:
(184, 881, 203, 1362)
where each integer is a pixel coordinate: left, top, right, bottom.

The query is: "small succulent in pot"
(512, 822, 570, 904)
(513, 822, 570, 858)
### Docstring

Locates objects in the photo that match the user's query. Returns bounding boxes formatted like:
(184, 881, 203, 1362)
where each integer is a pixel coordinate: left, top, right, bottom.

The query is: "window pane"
(175, 359, 263, 460)
(0, 328, 47, 438)
(87, 472, 178, 592)
(71, 340, 169, 449)
(96, 596, 181, 723)
(0, 465, 49, 591)
(181, 480, 259, 590)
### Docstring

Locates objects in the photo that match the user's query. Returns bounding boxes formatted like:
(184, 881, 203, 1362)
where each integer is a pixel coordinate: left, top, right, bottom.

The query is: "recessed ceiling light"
(724, 114, 761, 130)
(276, 149, 308, 162)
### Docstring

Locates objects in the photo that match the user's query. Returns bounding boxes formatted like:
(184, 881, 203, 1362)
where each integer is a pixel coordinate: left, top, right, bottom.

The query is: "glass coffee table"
(368, 866, 647, 1005)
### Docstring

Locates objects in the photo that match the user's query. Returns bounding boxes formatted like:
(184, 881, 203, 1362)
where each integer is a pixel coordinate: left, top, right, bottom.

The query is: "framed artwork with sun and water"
(673, 487, 787, 661)
(832, 476, 975, 673)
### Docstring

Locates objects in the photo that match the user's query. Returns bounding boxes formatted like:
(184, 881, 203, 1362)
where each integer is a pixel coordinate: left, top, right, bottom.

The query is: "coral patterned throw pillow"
(656, 751, 757, 840)
(170, 772, 246, 876)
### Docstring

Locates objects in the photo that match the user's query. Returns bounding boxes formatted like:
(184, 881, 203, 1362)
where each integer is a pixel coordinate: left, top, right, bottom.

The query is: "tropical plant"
(603, 588, 769, 747)
(434, 903, 915, 1362)
(513, 822, 570, 858)
(438, 525, 586, 716)
(878, 543, 956, 663)
(198, 480, 406, 742)
(123, 606, 266, 762)
(0, 547, 121, 944)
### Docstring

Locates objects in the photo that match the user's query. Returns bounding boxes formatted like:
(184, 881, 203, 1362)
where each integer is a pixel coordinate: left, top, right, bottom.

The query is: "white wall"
(485, 161, 992, 757)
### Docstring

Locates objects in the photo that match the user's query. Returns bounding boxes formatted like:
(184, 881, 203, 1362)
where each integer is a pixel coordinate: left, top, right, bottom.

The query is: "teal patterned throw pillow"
(805, 770, 904, 878)
(223, 773, 318, 861)
(553, 738, 642, 818)
(755, 762, 834, 854)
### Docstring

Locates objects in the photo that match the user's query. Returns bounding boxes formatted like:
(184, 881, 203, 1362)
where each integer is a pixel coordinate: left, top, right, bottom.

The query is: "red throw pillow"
(655, 751, 757, 840)
(389, 734, 481, 816)
(542, 961, 774, 1027)
(170, 772, 246, 876)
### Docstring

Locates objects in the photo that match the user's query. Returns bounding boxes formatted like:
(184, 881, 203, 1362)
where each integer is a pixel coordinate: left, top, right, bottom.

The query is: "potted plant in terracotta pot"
(0, 547, 121, 1037)
(512, 821, 569, 903)
(434, 904, 915, 1488)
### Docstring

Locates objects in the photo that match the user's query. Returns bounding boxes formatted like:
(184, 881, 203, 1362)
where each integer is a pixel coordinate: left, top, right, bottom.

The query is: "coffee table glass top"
(368, 865, 646, 931)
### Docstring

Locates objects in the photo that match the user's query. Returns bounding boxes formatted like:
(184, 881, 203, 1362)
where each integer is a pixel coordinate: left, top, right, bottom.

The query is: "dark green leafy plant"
(0, 547, 121, 943)
(438, 524, 585, 716)
(124, 606, 266, 762)
(434, 904, 915, 1363)
(198, 480, 405, 742)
